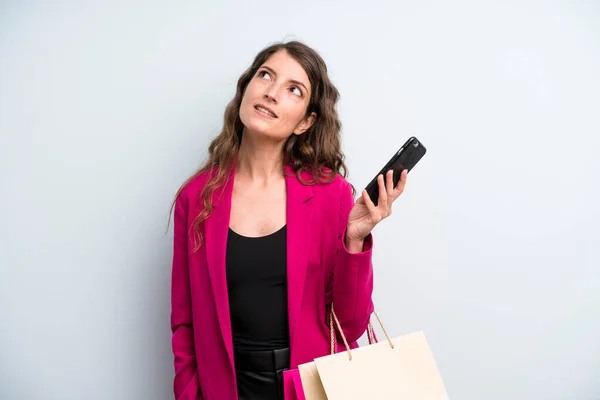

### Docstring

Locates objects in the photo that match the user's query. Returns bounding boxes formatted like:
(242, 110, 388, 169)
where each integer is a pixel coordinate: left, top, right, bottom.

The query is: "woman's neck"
(236, 130, 286, 186)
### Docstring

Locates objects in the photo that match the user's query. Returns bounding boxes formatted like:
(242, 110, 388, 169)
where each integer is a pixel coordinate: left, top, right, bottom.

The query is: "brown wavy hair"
(171, 40, 352, 251)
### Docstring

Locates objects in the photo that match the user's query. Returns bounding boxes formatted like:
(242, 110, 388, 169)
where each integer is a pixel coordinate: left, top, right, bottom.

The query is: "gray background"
(1, 1, 599, 399)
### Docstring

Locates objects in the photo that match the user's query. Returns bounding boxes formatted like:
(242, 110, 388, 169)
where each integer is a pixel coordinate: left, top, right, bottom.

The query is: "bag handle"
(329, 304, 395, 361)
(367, 321, 376, 344)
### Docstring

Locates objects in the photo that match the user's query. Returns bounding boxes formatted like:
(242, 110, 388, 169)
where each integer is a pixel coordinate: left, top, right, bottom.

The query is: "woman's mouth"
(254, 105, 277, 118)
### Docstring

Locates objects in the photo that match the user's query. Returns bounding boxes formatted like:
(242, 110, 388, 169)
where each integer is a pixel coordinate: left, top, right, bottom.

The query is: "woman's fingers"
(377, 173, 388, 212)
(362, 189, 376, 211)
(386, 170, 394, 197)
(393, 169, 408, 198)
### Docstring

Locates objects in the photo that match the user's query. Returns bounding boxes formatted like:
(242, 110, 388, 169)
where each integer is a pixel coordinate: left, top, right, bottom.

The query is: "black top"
(226, 225, 290, 351)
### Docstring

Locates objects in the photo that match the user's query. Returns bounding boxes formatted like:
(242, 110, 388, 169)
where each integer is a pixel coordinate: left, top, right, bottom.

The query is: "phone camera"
(413, 141, 419, 147)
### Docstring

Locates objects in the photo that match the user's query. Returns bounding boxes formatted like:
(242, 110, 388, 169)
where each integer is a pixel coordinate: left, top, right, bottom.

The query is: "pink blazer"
(171, 164, 374, 400)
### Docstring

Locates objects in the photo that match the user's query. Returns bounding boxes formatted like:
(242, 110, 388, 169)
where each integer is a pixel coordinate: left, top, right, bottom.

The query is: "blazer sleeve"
(330, 181, 375, 343)
(171, 193, 203, 400)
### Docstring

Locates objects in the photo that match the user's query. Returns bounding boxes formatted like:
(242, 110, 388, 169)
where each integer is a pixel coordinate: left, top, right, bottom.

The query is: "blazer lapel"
(204, 164, 314, 370)
(204, 167, 235, 369)
(284, 165, 314, 358)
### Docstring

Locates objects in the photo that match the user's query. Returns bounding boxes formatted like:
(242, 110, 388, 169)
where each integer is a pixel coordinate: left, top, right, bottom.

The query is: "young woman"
(170, 40, 407, 400)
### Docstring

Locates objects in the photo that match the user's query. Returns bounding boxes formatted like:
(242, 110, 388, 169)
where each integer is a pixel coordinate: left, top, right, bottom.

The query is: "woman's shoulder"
(309, 168, 354, 199)
(175, 167, 218, 204)
(309, 171, 356, 221)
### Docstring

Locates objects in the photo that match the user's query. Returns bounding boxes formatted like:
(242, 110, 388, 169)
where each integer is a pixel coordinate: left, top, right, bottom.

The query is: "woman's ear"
(293, 112, 317, 136)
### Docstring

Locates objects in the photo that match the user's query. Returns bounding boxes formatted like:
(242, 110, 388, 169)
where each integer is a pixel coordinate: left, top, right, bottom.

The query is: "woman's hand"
(345, 169, 407, 250)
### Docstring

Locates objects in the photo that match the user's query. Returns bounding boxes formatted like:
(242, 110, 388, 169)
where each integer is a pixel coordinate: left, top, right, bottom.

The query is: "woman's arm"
(171, 194, 203, 400)
(330, 169, 408, 344)
(329, 181, 375, 343)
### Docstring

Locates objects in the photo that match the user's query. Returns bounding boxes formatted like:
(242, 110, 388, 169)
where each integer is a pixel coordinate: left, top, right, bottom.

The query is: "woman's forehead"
(261, 51, 311, 89)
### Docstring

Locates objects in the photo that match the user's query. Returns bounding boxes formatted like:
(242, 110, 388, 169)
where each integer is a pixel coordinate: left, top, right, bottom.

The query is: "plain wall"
(1, 1, 599, 399)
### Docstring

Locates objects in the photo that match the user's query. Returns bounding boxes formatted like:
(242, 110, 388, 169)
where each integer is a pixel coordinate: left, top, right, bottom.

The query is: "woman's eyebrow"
(261, 65, 309, 93)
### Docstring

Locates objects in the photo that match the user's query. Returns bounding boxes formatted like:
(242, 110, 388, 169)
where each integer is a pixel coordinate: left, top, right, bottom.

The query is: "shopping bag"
(297, 306, 450, 400)
(283, 368, 306, 400)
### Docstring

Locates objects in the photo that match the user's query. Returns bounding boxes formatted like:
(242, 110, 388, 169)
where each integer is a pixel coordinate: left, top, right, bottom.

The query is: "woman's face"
(239, 50, 316, 141)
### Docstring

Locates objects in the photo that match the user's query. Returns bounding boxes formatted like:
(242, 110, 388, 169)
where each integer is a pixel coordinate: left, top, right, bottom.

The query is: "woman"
(170, 40, 407, 400)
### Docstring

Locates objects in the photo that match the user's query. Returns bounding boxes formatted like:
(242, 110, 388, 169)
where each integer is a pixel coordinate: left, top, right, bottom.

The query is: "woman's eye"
(259, 70, 271, 80)
(290, 86, 302, 96)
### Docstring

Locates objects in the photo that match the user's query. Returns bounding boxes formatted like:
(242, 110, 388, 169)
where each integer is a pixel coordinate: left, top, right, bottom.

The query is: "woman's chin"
(242, 123, 288, 142)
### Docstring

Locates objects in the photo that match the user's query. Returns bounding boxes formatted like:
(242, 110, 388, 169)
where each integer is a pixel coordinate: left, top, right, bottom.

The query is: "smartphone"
(364, 136, 427, 206)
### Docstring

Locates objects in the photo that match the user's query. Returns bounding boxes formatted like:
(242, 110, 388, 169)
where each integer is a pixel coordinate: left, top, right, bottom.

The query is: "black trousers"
(234, 347, 290, 400)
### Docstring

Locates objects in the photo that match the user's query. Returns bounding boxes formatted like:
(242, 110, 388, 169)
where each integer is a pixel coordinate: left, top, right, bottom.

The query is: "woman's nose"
(264, 84, 280, 103)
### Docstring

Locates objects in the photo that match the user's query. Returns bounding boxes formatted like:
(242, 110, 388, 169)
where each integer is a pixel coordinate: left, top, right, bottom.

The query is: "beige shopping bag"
(297, 307, 450, 400)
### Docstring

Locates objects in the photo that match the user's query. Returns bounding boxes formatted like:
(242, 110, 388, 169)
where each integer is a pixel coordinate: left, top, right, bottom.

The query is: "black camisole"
(225, 225, 290, 351)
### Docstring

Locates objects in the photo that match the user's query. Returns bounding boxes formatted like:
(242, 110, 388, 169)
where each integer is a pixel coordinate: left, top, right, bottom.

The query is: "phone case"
(365, 136, 427, 206)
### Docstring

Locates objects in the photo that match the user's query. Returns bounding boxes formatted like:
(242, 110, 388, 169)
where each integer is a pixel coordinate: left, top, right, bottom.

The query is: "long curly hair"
(171, 40, 351, 251)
